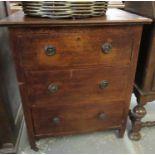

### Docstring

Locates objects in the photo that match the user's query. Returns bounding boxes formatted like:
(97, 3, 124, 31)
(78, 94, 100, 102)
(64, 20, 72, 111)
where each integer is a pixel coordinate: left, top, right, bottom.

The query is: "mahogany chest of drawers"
(0, 9, 151, 150)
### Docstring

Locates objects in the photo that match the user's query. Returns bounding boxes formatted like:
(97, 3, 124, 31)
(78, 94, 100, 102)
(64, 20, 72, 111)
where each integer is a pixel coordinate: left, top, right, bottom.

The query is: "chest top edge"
(0, 9, 152, 28)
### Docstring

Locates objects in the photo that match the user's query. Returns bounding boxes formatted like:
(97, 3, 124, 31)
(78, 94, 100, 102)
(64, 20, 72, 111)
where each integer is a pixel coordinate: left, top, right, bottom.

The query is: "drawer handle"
(48, 83, 59, 93)
(99, 80, 109, 89)
(101, 43, 112, 54)
(52, 117, 60, 124)
(45, 45, 56, 56)
(98, 112, 107, 120)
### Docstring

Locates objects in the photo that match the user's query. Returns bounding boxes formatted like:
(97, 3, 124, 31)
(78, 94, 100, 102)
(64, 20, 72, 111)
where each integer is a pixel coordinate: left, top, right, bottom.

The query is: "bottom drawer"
(32, 101, 124, 136)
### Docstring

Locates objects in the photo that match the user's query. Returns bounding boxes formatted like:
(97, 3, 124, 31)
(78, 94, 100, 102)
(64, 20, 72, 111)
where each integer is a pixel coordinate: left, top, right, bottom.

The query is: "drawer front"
(32, 101, 124, 136)
(25, 66, 128, 106)
(18, 27, 133, 69)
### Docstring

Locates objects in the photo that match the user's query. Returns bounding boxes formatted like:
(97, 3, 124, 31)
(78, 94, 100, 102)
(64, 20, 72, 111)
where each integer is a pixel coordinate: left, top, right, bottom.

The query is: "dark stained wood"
(125, 2, 155, 141)
(152, 74, 155, 91)
(14, 26, 133, 70)
(125, 2, 155, 19)
(9, 29, 39, 151)
(0, 8, 151, 150)
(141, 27, 155, 92)
(25, 66, 128, 107)
(0, 9, 152, 27)
(32, 101, 124, 137)
(118, 25, 144, 138)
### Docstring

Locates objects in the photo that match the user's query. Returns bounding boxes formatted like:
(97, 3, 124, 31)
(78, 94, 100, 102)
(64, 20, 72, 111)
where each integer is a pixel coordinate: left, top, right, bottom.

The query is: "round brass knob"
(101, 43, 112, 54)
(99, 80, 109, 89)
(48, 83, 59, 93)
(45, 45, 56, 56)
(98, 112, 106, 120)
(52, 117, 60, 124)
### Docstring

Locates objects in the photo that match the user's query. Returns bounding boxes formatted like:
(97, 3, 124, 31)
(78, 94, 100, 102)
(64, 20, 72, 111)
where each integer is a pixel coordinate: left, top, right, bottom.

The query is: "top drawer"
(17, 26, 134, 70)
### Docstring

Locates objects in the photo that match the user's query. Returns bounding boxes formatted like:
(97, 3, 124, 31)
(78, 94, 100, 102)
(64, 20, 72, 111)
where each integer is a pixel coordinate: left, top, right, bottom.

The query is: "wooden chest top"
(0, 8, 152, 27)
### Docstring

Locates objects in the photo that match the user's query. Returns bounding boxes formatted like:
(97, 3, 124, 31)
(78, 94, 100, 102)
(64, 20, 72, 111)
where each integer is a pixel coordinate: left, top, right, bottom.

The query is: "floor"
(18, 95, 155, 154)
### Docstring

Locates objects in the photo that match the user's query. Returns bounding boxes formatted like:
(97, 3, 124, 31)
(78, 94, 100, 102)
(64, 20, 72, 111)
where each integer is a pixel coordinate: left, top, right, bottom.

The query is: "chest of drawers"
(0, 9, 151, 150)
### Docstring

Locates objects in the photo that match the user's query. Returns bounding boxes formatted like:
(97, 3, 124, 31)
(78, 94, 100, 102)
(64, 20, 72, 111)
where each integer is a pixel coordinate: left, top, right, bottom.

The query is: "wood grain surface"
(15, 26, 133, 70)
(0, 9, 152, 27)
(32, 101, 124, 137)
(25, 66, 128, 107)
(0, 8, 150, 150)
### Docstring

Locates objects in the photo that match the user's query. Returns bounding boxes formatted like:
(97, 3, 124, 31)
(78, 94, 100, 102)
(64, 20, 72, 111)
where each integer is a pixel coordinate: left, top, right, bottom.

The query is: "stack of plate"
(93, 1, 108, 16)
(22, 1, 108, 19)
(22, 1, 72, 18)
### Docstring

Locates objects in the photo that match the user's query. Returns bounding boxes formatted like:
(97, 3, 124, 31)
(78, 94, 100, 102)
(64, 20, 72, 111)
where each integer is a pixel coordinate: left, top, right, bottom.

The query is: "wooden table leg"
(129, 104, 146, 141)
(129, 101, 155, 141)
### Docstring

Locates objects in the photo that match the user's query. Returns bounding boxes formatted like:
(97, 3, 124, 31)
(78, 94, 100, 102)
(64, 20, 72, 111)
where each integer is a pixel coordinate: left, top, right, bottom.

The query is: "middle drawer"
(25, 66, 128, 106)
